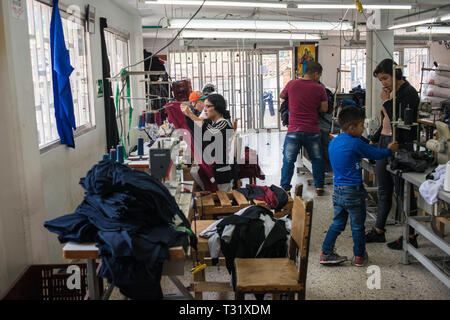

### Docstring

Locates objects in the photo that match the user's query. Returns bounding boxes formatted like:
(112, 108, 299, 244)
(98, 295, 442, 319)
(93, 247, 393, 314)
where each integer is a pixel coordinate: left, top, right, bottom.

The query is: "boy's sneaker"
(352, 252, 369, 267)
(387, 235, 419, 250)
(316, 188, 325, 196)
(365, 227, 386, 243)
(320, 250, 347, 265)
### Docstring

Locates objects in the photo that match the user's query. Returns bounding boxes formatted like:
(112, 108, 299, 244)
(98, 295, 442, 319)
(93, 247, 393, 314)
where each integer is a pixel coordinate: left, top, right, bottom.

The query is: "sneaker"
(387, 235, 419, 251)
(316, 188, 325, 196)
(352, 252, 369, 267)
(365, 227, 386, 243)
(320, 250, 347, 265)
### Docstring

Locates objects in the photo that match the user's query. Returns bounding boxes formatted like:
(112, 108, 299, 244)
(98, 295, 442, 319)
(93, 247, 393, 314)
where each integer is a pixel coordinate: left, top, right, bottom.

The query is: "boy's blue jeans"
(322, 185, 367, 257)
(280, 131, 324, 190)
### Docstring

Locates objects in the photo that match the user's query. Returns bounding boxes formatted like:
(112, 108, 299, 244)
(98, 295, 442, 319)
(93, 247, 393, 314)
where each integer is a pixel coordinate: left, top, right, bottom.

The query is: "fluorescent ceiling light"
(146, 0, 286, 8)
(297, 4, 412, 10)
(180, 30, 321, 40)
(415, 26, 450, 34)
(441, 14, 450, 22)
(145, 1, 412, 10)
(169, 19, 353, 31)
(389, 18, 438, 30)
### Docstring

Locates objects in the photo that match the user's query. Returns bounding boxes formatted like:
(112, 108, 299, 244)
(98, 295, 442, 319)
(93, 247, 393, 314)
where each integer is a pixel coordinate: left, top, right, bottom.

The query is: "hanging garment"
(236, 184, 289, 211)
(100, 18, 120, 150)
(144, 50, 170, 112)
(50, 0, 76, 148)
(44, 159, 196, 300)
(263, 91, 275, 117)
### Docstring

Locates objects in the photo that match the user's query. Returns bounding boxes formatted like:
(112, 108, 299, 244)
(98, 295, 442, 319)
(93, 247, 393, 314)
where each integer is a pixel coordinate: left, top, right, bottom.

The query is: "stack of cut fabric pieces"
(236, 184, 289, 211)
(198, 205, 291, 292)
(44, 159, 196, 300)
(422, 62, 450, 108)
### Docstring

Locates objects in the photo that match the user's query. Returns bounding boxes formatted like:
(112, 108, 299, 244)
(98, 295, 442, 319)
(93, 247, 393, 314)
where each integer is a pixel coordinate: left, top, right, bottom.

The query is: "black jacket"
(216, 206, 289, 289)
(371, 80, 419, 145)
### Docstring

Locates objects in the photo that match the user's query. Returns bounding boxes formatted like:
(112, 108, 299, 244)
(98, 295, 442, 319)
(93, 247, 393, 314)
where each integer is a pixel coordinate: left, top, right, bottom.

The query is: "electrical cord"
(112, 0, 206, 79)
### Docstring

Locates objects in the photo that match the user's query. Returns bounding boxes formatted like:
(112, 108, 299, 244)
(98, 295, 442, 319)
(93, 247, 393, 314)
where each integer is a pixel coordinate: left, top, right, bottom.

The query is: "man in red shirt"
(280, 62, 329, 196)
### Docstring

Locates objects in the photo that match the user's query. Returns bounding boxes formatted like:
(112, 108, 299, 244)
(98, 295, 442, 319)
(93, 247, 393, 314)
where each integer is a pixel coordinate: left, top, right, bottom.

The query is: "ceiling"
(115, 0, 450, 41)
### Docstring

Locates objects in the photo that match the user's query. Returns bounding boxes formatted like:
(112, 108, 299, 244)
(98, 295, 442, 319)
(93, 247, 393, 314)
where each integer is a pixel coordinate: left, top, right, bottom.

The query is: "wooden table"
(190, 220, 232, 300)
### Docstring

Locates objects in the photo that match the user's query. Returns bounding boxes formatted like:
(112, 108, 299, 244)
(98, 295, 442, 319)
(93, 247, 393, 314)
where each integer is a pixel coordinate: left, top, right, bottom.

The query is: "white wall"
(0, 0, 144, 295)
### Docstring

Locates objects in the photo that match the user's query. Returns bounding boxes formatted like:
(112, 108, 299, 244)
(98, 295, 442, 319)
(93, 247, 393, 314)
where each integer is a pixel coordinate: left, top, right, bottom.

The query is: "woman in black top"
(366, 59, 420, 250)
(181, 94, 234, 191)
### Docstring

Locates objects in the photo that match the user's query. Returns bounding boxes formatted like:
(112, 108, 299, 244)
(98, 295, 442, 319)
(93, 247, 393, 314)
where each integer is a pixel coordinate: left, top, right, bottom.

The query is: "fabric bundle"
(422, 63, 450, 107)
(419, 163, 448, 205)
(236, 184, 289, 211)
(44, 159, 195, 300)
(237, 147, 266, 181)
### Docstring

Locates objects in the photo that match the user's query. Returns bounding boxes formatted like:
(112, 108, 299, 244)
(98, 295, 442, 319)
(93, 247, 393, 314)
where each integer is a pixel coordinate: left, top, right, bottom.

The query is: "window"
(403, 47, 429, 91)
(27, 0, 92, 148)
(104, 30, 130, 117)
(340, 48, 366, 92)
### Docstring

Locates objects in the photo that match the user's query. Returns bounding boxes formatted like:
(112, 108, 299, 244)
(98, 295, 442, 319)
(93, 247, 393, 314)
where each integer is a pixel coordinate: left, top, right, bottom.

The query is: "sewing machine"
(425, 121, 450, 165)
(149, 137, 183, 182)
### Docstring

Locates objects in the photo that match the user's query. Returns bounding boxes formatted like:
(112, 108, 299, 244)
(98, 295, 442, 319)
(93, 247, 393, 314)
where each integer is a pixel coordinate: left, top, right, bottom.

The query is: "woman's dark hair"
(206, 94, 231, 120)
(338, 106, 365, 131)
(373, 58, 403, 79)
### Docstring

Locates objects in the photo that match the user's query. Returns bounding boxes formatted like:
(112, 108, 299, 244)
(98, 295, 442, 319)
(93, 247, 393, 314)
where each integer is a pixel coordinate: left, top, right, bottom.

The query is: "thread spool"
(117, 145, 125, 164)
(404, 105, 413, 125)
(138, 115, 145, 128)
(110, 148, 117, 161)
(137, 137, 144, 156)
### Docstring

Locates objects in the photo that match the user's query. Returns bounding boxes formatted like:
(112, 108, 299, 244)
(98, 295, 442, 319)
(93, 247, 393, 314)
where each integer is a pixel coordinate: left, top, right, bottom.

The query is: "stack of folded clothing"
(44, 159, 195, 300)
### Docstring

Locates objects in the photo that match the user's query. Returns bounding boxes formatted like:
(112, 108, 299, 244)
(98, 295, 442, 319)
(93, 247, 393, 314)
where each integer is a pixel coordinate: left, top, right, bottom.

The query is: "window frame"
(27, 0, 95, 152)
(104, 28, 132, 120)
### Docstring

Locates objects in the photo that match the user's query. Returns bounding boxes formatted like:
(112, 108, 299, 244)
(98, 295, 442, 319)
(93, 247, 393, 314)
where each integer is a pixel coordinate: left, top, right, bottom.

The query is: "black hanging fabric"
(144, 50, 170, 119)
(100, 17, 120, 151)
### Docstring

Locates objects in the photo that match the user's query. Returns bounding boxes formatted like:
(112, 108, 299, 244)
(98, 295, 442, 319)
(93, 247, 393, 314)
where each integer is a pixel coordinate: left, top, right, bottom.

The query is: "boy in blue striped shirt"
(320, 106, 398, 267)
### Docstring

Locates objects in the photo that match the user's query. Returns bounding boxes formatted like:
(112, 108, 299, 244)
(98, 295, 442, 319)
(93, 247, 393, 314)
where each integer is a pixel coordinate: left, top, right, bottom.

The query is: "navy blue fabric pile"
(44, 159, 194, 299)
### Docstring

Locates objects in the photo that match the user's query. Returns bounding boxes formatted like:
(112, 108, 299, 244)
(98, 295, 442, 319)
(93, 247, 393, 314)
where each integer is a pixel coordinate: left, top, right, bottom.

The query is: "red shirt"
(281, 79, 328, 134)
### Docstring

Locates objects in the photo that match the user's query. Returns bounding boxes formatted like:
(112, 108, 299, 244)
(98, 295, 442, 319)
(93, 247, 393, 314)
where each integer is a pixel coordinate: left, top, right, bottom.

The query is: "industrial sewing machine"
(425, 121, 450, 165)
(149, 137, 184, 182)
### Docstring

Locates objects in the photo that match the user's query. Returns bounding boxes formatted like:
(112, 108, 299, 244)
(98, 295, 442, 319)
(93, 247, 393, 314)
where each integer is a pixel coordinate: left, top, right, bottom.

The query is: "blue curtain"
(50, 0, 76, 148)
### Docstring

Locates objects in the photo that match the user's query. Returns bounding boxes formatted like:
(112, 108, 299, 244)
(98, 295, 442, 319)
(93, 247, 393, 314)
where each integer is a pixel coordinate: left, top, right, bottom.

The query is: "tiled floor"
(112, 132, 450, 300)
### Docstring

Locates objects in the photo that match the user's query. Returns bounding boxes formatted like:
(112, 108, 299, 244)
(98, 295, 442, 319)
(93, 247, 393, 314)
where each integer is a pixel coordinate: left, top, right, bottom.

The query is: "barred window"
(27, 0, 92, 148)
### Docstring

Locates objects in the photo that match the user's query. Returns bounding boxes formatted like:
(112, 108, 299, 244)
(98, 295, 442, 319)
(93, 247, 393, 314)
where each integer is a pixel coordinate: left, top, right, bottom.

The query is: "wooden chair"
(234, 184, 313, 300)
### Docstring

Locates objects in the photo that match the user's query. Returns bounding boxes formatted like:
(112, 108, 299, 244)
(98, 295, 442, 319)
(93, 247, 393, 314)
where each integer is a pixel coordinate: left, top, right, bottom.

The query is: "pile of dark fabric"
(44, 159, 196, 300)
(236, 184, 288, 211)
(390, 150, 435, 173)
(349, 85, 366, 107)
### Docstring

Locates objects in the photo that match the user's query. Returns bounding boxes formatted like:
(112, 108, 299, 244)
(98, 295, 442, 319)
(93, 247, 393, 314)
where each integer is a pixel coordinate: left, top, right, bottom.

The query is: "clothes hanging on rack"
(262, 91, 275, 117)
(144, 50, 170, 121)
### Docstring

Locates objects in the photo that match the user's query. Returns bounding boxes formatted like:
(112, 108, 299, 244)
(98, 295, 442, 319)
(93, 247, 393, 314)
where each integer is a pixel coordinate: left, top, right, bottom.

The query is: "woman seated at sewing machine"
(366, 58, 420, 250)
(181, 93, 234, 192)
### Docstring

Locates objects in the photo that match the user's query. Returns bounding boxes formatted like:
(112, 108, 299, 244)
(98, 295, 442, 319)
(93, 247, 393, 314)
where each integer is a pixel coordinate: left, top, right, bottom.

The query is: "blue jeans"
(322, 186, 367, 257)
(280, 131, 324, 190)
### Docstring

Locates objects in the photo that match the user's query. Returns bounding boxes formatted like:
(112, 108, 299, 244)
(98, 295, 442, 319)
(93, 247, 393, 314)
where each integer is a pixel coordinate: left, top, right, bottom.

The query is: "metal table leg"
(168, 276, 194, 300)
(402, 180, 411, 265)
(86, 259, 100, 300)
